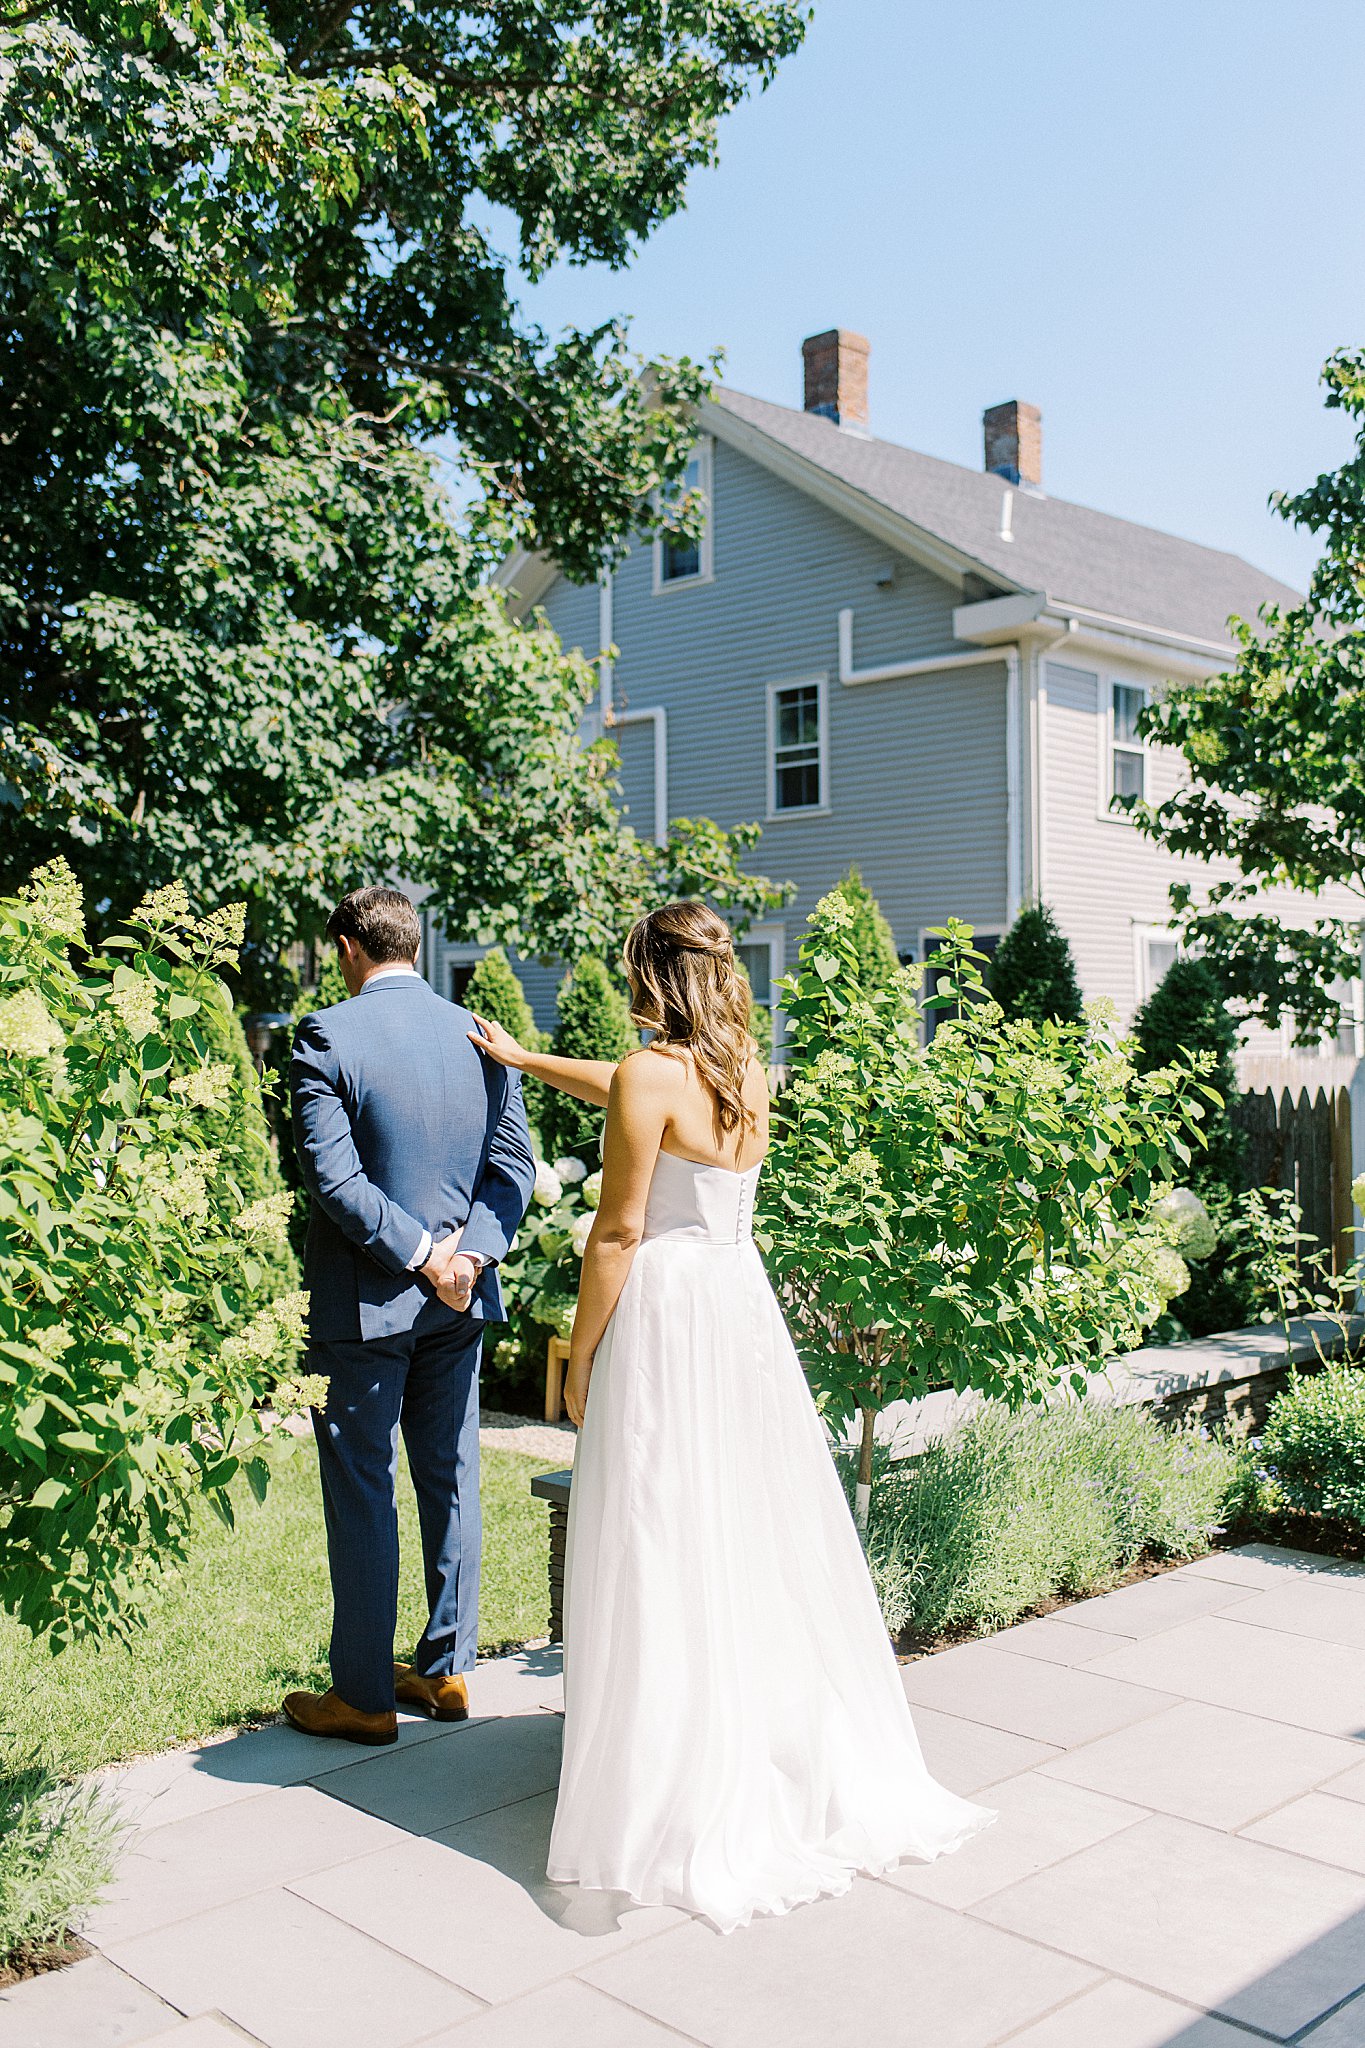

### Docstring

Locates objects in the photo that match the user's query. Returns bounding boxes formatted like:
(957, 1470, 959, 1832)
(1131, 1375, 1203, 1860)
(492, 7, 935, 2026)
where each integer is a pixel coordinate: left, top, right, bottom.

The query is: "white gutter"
(837, 608, 1001, 687)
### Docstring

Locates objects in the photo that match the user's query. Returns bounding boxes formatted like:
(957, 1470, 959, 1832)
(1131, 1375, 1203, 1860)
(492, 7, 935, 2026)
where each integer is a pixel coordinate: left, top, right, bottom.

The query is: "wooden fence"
(1231, 1084, 1354, 1273)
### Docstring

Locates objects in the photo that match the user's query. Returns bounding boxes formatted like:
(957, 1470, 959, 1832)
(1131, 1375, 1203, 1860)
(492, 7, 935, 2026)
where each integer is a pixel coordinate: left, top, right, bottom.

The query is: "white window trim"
(766, 673, 830, 821)
(607, 704, 668, 846)
(1133, 923, 1183, 1005)
(434, 940, 490, 1005)
(1097, 675, 1150, 821)
(736, 921, 788, 1055)
(652, 435, 714, 593)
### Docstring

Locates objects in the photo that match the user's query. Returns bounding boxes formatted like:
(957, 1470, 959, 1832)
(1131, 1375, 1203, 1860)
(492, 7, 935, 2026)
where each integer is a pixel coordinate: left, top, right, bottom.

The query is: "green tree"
(539, 956, 638, 1166)
(833, 868, 900, 994)
(0, 861, 317, 1644)
(988, 904, 1085, 1026)
(0, 1, 803, 998)
(1129, 348, 1365, 1038)
(1132, 958, 1243, 1194)
(464, 948, 549, 1144)
(757, 901, 1212, 1531)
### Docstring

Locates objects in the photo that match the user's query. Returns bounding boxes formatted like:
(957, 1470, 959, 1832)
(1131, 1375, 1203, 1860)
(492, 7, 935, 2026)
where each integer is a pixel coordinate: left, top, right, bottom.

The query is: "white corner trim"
(608, 704, 668, 846)
(837, 608, 1003, 687)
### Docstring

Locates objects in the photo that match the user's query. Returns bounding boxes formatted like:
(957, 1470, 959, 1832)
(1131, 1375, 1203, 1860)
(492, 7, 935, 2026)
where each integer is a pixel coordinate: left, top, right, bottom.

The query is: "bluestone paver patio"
(7, 1544, 1365, 2048)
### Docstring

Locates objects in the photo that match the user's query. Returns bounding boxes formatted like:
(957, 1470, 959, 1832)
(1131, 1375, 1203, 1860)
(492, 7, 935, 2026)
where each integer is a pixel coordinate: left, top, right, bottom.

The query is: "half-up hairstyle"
(623, 902, 756, 1136)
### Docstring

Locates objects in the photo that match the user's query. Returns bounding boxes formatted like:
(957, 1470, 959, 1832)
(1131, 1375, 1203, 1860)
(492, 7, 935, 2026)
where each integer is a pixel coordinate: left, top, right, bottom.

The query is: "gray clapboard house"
(433, 330, 1354, 1070)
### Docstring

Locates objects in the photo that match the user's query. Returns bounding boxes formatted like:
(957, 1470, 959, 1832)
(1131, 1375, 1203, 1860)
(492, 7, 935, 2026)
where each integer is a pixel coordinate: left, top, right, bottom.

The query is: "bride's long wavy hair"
(622, 902, 756, 1136)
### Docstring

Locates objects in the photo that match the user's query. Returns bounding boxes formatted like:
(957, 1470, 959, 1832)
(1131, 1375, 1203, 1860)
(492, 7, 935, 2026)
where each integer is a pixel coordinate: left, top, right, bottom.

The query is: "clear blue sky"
(500, 0, 1365, 592)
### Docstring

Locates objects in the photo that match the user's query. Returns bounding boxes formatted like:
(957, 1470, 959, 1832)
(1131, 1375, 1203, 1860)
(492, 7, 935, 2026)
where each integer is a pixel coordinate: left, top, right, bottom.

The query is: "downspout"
(597, 571, 614, 728)
(1004, 649, 1022, 925)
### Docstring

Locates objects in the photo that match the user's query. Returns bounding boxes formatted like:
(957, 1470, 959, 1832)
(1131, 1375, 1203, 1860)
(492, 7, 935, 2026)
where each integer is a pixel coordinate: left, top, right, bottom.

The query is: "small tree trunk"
(855, 1401, 876, 1539)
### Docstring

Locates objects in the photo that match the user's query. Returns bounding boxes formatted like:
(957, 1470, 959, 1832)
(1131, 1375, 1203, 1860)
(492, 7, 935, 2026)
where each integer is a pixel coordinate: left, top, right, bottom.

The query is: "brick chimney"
(983, 400, 1042, 487)
(802, 329, 870, 430)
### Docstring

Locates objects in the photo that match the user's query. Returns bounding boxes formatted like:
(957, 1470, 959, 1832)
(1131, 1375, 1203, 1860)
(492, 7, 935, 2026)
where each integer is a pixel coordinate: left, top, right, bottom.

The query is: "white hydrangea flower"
(581, 1169, 603, 1210)
(235, 1189, 295, 1241)
(1150, 1243, 1191, 1302)
(570, 1211, 595, 1258)
(107, 974, 159, 1040)
(171, 1061, 233, 1111)
(554, 1156, 587, 1184)
(0, 986, 64, 1061)
(21, 858, 85, 944)
(1152, 1187, 1217, 1261)
(1352, 1171, 1365, 1214)
(532, 1160, 564, 1207)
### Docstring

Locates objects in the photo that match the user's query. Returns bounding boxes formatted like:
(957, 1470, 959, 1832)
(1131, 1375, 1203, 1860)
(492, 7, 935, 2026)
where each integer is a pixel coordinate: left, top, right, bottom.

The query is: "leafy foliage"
(758, 896, 1215, 1499)
(538, 956, 637, 1166)
(832, 868, 899, 994)
(857, 1402, 1237, 1641)
(0, 1760, 123, 1966)
(1129, 348, 1365, 1036)
(0, 1, 802, 997)
(1258, 1363, 1365, 1528)
(0, 862, 315, 1646)
(490, 1154, 603, 1409)
(988, 904, 1084, 1027)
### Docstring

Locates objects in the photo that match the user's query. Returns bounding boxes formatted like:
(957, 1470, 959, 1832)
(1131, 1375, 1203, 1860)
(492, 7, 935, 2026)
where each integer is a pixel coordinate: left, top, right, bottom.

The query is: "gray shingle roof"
(712, 386, 1301, 650)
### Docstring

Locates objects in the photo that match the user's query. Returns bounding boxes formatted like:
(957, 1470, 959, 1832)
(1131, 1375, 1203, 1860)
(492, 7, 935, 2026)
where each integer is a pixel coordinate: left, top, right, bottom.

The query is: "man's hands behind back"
(421, 1234, 481, 1312)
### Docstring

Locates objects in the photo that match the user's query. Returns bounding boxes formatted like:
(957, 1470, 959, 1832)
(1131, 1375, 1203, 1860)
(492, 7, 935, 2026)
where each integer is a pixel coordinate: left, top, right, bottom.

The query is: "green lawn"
(0, 1445, 551, 1777)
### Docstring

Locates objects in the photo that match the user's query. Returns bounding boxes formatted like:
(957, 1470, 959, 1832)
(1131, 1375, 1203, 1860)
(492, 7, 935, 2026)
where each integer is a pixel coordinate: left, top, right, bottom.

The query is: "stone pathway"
(8, 1543, 1365, 2048)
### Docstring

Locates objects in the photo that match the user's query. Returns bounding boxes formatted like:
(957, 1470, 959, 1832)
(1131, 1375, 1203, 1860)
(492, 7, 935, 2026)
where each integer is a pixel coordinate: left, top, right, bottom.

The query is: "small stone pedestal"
(529, 1468, 572, 1641)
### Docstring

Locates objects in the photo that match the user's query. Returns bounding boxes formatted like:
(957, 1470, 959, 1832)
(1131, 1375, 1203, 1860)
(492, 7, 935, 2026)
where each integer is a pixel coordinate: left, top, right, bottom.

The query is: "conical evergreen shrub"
(1132, 956, 1243, 1193)
(539, 956, 638, 1166)
(834, 868, 900, 993)
(989, 904, 1084, 1026)
(464, 948, 549, 1142)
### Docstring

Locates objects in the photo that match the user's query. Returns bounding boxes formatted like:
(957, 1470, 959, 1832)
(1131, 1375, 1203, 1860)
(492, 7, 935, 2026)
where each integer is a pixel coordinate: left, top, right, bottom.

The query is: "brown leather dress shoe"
(282, 1687, 398, 1745)
(393, 1662, 470, 1722)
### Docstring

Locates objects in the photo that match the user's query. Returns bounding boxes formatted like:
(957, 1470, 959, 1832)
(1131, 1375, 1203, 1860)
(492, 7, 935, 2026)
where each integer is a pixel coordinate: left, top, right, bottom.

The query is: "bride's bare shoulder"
(611, 1044, 685, 1099)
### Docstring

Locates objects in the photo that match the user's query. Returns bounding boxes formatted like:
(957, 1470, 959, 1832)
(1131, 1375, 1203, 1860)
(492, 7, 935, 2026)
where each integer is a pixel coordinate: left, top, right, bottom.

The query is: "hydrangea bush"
(758, 895, 1217, 1526)
(0, 862, 314, 1645)
(500, 1155, 604, 1347)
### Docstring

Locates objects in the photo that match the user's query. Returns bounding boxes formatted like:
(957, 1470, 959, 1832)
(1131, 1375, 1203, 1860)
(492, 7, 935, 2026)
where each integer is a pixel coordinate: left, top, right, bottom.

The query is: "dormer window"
(653, 437, 714, 591)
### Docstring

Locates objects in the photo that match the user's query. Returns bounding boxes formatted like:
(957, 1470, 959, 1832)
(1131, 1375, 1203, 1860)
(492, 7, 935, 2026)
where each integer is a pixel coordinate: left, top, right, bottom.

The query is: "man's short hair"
(325, 886, 421, 965)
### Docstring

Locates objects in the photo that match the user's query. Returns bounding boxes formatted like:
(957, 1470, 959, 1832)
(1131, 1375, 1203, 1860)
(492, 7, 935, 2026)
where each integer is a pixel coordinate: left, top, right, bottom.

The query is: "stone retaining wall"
(529, 1315, 1365, 1641)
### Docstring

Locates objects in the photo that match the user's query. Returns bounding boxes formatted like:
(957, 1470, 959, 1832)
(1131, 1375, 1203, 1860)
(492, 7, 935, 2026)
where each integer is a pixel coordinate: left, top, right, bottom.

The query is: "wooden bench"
(529, 1468, 572, 1641)
(544, 1334, 571, 1422)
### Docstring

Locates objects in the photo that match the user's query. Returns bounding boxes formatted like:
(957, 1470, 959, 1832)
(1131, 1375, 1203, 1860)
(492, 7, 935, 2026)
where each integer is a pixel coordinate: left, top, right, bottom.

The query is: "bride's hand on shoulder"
(565, 1350, 593, 1429)
(468, 1013, 527, 1068)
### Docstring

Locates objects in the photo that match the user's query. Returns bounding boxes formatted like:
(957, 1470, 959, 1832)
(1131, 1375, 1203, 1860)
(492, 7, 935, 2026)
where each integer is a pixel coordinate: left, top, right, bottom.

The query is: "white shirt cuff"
(407, 1229, 432, 1272)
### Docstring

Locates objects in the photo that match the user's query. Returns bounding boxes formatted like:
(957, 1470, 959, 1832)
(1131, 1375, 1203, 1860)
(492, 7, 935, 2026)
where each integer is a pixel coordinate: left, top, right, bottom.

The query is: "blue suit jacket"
(290, 973, 535, 1343)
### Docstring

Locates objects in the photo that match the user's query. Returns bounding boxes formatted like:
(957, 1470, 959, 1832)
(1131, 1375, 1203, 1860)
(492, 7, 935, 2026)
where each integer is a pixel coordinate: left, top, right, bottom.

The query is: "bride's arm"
(564, 1051, 672, 1425)
(467, 1014, 618, 1107)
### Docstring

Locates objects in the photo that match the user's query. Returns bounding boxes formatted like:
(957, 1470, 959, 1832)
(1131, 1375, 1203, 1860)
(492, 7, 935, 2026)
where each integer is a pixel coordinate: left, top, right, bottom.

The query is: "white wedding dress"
(545, 1148, 997, 1933)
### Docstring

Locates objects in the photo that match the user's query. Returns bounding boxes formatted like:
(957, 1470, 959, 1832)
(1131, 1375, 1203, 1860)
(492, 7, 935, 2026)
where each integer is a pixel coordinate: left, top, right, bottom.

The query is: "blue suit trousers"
(310, 1314, 482, 1715)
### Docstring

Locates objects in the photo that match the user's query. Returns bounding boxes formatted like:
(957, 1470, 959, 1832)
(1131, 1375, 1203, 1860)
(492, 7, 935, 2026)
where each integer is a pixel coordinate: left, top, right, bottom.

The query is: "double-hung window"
(768, 678, 827, 815)
(653, 438, 713, 589)
(1109, 681, 1148, 805)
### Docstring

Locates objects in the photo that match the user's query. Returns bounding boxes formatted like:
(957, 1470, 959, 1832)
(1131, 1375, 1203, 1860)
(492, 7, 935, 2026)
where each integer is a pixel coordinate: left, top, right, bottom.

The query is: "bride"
(469, 900, 995, 1934)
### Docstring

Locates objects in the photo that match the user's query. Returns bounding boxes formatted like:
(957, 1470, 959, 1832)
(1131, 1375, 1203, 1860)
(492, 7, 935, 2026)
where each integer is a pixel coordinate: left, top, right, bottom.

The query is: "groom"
(284, 886, 535, 1745)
